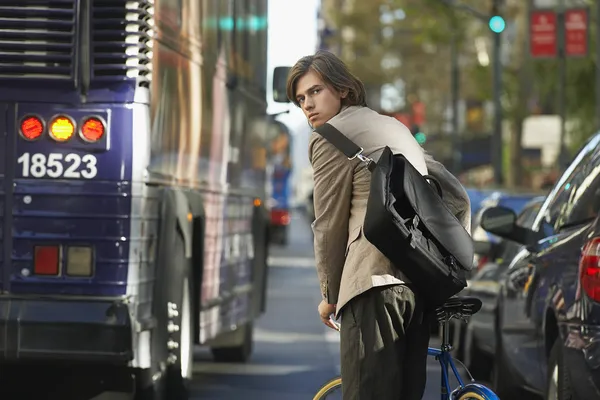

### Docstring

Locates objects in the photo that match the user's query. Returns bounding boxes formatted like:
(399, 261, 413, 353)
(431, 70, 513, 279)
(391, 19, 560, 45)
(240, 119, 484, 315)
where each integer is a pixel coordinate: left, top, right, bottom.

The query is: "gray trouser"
(340, 285, 430, 400)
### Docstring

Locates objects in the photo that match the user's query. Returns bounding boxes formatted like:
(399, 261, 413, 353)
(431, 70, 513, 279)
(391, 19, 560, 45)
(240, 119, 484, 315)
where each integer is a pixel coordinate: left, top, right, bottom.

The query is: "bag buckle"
(412, 215, 420, 227)
(348, 147, 364, 160)
(348, 148, 374, 169)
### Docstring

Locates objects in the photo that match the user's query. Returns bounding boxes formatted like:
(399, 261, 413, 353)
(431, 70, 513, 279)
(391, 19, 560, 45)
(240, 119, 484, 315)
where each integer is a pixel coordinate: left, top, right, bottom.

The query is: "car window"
(559, 154, 600, 226)
(517, 202, 543, 228)
(516, 206, 534, 226)
(533, 134, 600, 234)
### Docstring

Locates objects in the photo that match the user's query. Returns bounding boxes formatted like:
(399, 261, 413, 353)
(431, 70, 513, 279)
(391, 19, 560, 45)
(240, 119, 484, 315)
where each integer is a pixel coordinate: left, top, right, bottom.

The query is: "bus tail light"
(66, 246, 93, 277)
(34, 246, 60, 276)
(49, 115, 75, 142)
(20, 115, 44, 141)
(79, 116, 106, 142)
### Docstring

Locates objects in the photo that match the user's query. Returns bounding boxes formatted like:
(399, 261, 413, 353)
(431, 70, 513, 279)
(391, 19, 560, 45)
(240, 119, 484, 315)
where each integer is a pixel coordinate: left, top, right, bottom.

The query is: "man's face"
(294, 70, 346, 128)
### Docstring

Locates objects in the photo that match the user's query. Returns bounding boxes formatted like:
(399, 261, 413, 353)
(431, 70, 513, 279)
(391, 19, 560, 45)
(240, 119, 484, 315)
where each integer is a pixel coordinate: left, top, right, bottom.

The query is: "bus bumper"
(0, 296, 133, 363)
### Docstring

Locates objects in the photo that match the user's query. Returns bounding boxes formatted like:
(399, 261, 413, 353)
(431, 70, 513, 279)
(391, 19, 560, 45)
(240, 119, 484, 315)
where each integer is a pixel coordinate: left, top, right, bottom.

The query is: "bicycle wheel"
(313, 376, 342, 400)
(457, 393, 486, 400)
(455, 383, 499, 400)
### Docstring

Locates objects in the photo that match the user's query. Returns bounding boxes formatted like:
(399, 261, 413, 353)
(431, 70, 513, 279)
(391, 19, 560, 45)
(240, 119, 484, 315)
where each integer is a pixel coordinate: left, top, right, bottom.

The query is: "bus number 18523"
(17, 153, 98, 179)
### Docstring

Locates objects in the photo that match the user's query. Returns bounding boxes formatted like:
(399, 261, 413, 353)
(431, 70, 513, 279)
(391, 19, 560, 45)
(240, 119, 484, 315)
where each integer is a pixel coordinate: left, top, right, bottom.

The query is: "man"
(286, 50, 471, 400)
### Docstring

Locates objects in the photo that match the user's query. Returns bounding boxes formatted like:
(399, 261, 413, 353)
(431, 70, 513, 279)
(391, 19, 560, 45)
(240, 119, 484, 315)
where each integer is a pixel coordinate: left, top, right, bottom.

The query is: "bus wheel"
(210, 322, 254, 363)
(137, 231, 194, 400)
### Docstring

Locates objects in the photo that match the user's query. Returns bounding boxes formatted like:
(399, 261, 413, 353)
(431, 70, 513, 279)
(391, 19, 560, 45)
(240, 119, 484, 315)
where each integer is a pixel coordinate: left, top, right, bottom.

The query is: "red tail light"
(79, 116, 105, 142)
(271, 209, 290, 226)
(19, 115, 44, 141)
(580, 237, 600, 302)
(34, 246, 60, 276)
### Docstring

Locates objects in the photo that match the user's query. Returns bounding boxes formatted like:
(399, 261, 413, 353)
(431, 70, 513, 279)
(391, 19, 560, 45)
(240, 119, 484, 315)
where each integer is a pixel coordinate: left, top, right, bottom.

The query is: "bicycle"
(312, 296, 499, 400)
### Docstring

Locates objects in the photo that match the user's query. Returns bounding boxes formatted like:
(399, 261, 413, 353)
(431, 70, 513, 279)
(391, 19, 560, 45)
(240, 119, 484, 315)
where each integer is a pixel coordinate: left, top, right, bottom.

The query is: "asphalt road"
(191, 210, 478, 399)
(0, 210, 483, 399)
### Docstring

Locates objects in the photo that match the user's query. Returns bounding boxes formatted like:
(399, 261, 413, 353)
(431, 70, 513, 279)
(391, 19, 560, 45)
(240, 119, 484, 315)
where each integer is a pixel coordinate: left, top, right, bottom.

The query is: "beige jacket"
(309, 106, 471, 317)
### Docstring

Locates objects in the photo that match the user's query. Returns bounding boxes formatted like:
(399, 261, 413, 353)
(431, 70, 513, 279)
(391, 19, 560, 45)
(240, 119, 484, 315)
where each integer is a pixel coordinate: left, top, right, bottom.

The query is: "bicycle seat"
(435, 296, 482, 319)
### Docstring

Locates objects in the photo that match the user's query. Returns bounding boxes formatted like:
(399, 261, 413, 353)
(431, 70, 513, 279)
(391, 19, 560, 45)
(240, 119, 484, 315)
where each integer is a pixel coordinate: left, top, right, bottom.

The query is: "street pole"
(492, 12, 503, 185)
(450, 27, 461, 173)
(440, 0, 503, 182)
(557, 0, 568, 169)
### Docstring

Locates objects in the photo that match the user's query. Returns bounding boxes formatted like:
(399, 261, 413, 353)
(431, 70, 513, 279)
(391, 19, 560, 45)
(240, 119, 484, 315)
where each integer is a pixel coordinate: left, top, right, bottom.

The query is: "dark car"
(456, 196, 544, 379)
(481, 132, 600, 399)
(471, 190, 543, 270)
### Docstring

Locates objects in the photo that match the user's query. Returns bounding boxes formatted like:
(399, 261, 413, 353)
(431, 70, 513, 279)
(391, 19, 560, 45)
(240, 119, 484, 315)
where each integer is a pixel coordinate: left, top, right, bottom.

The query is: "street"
(0, 211, 476, 399)
(191, 210, 473, 399)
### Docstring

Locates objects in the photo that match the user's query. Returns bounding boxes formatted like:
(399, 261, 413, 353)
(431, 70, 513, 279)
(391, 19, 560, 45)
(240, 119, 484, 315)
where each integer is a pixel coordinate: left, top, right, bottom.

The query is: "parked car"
(455, 196, 545, 379)
(481, 132, 600, 399)
(471, 190, 544, 270)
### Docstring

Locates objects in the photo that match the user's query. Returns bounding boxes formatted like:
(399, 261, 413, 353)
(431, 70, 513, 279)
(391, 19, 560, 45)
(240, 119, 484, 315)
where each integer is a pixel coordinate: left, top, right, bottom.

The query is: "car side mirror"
(272, 66, 291, 103)
(481, 206, 534, 246)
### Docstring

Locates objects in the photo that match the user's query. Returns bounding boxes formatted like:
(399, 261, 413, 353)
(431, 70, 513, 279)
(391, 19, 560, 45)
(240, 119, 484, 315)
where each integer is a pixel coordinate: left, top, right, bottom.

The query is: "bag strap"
(314, 123, 376, 171)
(316, 123, 444, 199)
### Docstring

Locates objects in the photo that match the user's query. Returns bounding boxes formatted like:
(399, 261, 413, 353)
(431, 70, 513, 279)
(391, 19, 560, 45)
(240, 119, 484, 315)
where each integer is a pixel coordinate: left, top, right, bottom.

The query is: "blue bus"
(0, 0, 272, 398)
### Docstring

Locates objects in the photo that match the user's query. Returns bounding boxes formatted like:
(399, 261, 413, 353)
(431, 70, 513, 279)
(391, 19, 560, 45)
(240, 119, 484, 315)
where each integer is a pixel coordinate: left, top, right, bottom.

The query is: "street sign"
(530, 10, 558, 58)
(564, 8, 589, 57)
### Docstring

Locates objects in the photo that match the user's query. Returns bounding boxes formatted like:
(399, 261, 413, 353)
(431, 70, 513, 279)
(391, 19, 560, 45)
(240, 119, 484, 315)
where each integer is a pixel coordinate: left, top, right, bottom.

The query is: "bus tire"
(210, 322, 254, 363)
(137, 222, 193, 399)
(164, 264, 194, 399)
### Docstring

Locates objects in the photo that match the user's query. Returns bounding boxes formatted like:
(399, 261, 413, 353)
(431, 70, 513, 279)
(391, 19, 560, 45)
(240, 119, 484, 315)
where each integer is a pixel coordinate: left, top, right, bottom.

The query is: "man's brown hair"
(286, 50, 367, 108)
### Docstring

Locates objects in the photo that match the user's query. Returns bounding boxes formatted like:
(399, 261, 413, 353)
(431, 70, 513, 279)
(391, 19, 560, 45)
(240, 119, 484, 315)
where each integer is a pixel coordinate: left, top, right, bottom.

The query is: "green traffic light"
(489, 16, 505, 33)
(415, 132, 426, 144)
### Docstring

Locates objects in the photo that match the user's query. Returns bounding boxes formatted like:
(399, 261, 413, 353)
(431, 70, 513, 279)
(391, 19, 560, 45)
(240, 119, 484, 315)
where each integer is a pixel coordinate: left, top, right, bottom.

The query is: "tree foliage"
(324, 0, 600, 183)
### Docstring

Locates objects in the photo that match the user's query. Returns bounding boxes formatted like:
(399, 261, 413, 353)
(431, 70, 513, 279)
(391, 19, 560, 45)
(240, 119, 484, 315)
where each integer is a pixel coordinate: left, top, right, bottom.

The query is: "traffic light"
(410, 124, 427, 145)
(415, 132, 427, 144)
(488, 16, 505, 33)
(489, 0, 505, 33)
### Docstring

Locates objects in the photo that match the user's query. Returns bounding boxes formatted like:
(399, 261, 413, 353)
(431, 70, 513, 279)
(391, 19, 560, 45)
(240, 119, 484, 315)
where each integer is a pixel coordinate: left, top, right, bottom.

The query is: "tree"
(323, 0, 599, 186)
(322, 0, 468, 131)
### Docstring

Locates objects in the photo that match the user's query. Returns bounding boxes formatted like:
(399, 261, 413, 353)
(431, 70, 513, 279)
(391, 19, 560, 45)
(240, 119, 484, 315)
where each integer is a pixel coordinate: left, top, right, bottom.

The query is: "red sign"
(564, 8, 589, 57)
(530, 10, 558, 58)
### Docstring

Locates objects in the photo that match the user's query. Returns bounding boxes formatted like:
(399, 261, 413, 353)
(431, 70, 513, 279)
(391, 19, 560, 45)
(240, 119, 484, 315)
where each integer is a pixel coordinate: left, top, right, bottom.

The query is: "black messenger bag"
(315, 123, 474, 309)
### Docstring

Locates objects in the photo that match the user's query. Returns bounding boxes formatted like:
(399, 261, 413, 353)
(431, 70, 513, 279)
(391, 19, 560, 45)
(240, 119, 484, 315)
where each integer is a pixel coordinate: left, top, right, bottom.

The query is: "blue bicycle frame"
(428, 346, 499, 400)
(428, 317, 499, 400)
(428, 346, 463, 399)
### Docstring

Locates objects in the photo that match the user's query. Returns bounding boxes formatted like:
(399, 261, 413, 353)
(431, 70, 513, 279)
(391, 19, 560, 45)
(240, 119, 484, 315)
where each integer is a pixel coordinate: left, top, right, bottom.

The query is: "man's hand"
(318, 300, 339, 331)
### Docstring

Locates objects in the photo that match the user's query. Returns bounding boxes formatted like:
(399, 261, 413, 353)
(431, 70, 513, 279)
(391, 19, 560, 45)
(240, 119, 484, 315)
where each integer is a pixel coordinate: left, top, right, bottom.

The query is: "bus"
(0, 0, 273, 398)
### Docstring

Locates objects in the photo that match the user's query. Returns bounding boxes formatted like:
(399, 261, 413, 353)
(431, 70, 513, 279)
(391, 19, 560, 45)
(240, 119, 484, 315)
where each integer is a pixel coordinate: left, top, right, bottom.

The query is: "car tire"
(547, 338, 578, 400)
